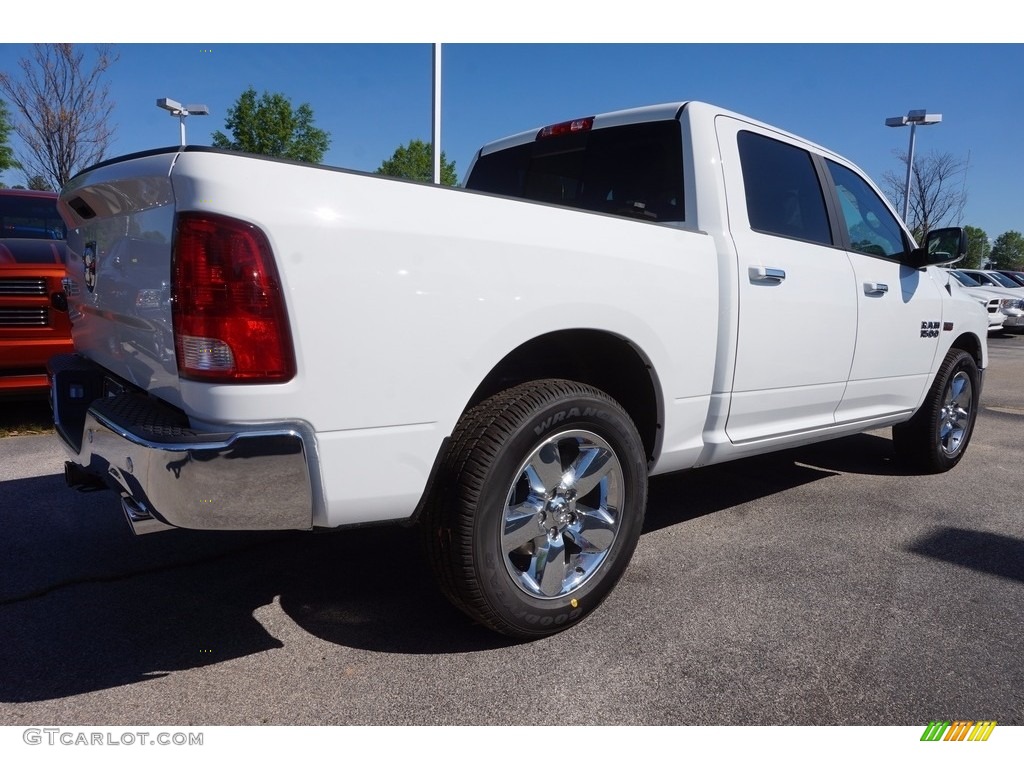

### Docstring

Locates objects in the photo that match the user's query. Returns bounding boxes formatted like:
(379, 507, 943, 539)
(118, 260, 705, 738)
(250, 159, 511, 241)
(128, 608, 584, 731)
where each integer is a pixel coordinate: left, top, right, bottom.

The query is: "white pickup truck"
(50, 101, 988, 638)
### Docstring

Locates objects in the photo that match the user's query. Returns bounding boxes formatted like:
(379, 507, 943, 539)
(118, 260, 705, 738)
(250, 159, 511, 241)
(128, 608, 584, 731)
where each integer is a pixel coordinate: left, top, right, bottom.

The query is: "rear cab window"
(466, 120, 685, 224)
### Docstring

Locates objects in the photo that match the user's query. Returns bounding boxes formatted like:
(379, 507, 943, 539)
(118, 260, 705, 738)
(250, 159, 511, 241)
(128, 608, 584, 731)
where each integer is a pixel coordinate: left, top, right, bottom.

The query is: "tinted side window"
(738, 131, 832, 245)
(0, 196, 66, 240)
(466, 120, 684, 223)
(825, 161, 907, 258)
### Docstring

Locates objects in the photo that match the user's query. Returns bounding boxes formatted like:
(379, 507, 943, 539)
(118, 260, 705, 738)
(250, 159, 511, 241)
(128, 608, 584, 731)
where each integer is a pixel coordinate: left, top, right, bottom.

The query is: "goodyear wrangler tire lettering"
(422, 379, 647, 638)
(532, 407, 610, 436)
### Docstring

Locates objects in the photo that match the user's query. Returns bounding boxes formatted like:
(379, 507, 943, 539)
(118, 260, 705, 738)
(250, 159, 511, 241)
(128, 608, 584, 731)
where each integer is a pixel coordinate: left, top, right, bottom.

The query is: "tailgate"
(58, 150, 180, 400)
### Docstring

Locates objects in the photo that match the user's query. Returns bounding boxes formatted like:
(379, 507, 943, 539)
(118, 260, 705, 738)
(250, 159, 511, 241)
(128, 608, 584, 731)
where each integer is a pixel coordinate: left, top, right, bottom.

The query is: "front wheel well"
(464, 330, 662, 465)
(949, 332, 983, 368)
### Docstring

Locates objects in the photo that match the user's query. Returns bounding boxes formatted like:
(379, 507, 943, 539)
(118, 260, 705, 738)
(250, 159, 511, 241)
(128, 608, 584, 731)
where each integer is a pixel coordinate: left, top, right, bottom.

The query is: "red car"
(0, 189, 73, 396)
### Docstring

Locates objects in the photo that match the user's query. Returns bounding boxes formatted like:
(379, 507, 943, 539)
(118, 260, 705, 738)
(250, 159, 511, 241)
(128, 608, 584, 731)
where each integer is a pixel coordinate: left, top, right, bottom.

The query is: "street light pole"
(902, 120, 918, 223)
(156, 98, 210, 145)
(885, 109, 942, 224)
(432, 44, 442, 185)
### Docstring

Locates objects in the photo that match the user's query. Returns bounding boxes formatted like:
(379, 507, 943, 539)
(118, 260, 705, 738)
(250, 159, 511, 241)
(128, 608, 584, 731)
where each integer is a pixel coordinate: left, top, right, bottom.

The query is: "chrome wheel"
(892, 348, 979, 474)
(502, 429, 623, 599)
(423, 379, 646, 637)
(938, 370, 972, 457)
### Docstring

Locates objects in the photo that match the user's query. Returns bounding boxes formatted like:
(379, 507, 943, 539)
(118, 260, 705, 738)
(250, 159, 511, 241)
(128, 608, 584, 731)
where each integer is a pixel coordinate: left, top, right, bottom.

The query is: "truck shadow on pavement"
(641, 432, 911, 535)
(642, 452, 836, 535)
(786, 432, 920, 477)
(0, 472, 517, 702)
(0, 431, 946, 703)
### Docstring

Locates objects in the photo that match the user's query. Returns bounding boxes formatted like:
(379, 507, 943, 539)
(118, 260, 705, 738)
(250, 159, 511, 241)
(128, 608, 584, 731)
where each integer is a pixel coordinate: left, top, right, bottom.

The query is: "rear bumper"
(49, 354, 314, 534)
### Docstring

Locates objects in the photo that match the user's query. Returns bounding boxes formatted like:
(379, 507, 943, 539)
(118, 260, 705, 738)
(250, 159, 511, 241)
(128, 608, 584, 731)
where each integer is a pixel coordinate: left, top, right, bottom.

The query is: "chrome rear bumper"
(49, 354, 314, 534)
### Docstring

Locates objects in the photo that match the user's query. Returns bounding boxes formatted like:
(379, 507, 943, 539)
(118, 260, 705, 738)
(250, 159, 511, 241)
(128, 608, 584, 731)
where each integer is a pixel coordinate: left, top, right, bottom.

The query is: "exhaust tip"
(120, 495, 174, 535)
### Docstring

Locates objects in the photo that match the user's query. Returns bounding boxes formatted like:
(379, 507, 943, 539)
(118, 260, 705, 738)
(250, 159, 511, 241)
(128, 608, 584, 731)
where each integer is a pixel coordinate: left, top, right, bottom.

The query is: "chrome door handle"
(749, 266, 786, 284)
(864, 282, 889, 296)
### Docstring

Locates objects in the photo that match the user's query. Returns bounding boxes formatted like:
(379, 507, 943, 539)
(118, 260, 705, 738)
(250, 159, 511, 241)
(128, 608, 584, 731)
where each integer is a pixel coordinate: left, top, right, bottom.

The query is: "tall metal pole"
(432, 44, 442, 185)
(887, 109, 940, 228)
(902, 121, 917, 223)
(179, 114, 187, 146)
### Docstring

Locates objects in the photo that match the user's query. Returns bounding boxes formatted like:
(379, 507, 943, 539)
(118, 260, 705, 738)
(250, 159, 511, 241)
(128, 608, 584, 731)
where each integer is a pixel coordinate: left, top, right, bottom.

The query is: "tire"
(892, 348, 980, 473)
(423, 379, 648, 638)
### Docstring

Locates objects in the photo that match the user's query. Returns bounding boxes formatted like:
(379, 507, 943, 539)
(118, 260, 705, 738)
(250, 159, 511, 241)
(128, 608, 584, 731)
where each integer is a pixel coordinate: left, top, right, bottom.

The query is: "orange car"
(0, 189, 73, 396)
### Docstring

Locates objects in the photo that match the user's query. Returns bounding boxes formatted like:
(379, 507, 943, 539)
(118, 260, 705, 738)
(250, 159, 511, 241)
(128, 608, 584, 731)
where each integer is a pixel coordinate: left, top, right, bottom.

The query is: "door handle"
(749, 266, 786, 284)
(864, 282, 889, 296)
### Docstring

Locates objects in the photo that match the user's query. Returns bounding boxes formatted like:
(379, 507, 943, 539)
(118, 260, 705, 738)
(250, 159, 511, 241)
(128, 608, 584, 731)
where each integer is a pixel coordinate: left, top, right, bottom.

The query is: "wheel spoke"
(524, 442, 564, 495)
(566, 446, 614, 498)
(503, 500, 545, 552)
(532, 535, 568, 597)
(566, 506, 616, 553)
(940, 422, 956, 446)
(950, 378, 972, 411)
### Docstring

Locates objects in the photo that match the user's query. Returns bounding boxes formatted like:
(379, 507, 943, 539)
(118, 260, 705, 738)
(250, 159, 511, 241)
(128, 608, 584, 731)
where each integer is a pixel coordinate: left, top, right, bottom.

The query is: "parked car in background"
(993, 269, 1024, 288)
(960, 268, 1024, 295)
(946, 269, 1024, 332)
(0, 189, 72, 396)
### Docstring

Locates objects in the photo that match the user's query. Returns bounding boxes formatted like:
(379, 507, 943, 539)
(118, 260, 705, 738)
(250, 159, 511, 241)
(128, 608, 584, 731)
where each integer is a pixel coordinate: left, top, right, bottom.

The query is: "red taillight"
(537, 117, 594, 140)
(172, 212, 295, 383)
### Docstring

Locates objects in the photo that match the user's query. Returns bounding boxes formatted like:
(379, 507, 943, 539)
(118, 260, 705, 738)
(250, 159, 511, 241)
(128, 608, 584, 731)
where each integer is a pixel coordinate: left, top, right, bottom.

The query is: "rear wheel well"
(465, 330, 662, 465)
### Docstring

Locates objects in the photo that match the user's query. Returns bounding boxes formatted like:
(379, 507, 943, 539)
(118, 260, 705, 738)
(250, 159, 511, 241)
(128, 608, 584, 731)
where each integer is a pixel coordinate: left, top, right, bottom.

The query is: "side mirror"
(910, 227, 967, 268)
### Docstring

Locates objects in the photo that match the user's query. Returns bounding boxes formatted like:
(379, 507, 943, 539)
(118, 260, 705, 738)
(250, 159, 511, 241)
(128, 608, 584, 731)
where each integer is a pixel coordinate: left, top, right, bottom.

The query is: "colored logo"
(921, 720, 996, 742)
(83, 242, 97, 293)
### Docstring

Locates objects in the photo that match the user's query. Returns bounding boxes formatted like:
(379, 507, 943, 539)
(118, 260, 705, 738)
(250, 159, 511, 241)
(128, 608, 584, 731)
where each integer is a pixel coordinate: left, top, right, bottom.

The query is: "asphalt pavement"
(1, 335, 1022, 726)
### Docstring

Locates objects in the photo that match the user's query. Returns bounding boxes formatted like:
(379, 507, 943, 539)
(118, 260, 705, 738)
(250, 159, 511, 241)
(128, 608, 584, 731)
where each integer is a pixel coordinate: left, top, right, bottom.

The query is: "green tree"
(376, 139, 458, 186)
(990, 231, 1024, 270)
(0, 99, 18, 177)
(961, 225, 990, 270)
(212, 87, 330, 164)
(26, 174, 51, 191)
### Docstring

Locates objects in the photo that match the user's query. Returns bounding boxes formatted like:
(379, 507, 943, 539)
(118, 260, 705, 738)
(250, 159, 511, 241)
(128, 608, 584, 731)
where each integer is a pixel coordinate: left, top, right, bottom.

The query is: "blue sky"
(2, 13, 1021, 241)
